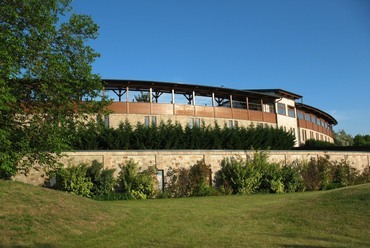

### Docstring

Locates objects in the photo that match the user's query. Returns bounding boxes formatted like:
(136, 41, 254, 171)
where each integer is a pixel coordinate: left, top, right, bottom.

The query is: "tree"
(0, 0, 108, 178)
(353, 134, 370, 146)
(134, 92, 150, 102)
(334, 130, 353, 146)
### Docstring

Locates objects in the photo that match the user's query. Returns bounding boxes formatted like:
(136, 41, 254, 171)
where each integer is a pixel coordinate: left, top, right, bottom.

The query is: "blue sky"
(71, 0, 370, 136)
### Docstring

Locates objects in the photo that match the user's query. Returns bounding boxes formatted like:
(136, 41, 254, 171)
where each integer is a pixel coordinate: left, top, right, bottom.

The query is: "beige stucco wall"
(13, 150, 370, 186)
(275, 98, 299, 146)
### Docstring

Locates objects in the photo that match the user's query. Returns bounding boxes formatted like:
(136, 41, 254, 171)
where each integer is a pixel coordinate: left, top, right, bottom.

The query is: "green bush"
(252, 152, 284, 193)
(165, 167, 191, 197)
(300, 155, 332, 191)
(69, 120, 295, 150)
(117, 159, 157, 199)
(215, 156, 261, 194)
(54, 163, 93, 197)
(281, 162, 305, 192)
(86, 160, 115, 197)
(303, 139, 336, 148)
(165, 160, 215, 197)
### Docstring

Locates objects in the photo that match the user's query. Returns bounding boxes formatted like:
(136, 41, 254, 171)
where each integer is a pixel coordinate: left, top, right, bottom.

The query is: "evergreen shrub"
(69, 121, 295, 150)
(117, 159, 157, 199)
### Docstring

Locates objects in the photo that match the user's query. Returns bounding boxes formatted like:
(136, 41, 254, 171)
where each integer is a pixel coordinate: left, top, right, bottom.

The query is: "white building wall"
(275, 98, 299, 146)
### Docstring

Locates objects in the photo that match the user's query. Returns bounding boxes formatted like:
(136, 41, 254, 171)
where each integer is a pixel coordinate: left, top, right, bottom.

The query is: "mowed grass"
(0, 180, 369, 248)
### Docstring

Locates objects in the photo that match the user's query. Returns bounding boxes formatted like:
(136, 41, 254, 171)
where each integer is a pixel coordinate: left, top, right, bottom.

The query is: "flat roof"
(102, 79, 280, 100)
(248, 89, 302, 100)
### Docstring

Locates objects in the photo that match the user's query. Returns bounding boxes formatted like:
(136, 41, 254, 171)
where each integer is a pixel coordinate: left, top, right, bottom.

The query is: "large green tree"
(334, 130, 353, 146)
(0, 0, 108, 178)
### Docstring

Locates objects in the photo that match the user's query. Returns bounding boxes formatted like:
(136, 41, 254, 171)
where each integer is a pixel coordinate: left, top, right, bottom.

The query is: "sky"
(71, 0, 370, 136)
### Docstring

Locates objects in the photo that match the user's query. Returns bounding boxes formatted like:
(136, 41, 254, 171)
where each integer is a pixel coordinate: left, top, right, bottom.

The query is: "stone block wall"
(13, 150, 370, 186)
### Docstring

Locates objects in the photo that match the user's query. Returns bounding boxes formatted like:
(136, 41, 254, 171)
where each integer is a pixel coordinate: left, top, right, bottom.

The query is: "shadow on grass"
(280, 246, 327, 248)
(0, 243, 55, 248)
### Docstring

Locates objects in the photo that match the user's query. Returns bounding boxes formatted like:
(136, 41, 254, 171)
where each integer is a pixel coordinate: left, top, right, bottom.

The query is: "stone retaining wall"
(14, 150, 370, 186)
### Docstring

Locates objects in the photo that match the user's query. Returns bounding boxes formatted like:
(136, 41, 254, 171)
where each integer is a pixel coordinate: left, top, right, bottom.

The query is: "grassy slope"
(0, 180, 369, 248)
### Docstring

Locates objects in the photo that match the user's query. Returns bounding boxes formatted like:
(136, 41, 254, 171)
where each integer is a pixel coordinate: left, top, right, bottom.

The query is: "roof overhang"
(102, 79, 280, 101)
(296, 103, 338, 125)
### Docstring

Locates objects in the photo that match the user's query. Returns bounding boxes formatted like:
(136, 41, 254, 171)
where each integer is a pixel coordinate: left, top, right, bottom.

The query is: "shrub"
(252, 152, 284, 193)
(117, 159, 157, 199)
(165, 167, 191, 197)
(215, 156, 261, 194)
(165, 160, 215, 197)
(356, 167, 370, 184)
(327, 159, 362, 189)
(86, 160, 115, 197)
(281, 162, 305, 192)
(70, 120, 295, 150)
(300, 155, 332, 191)
(54, 163, 93, 197)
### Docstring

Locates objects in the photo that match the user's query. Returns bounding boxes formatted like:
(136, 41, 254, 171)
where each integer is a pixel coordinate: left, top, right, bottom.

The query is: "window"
(189, 118, 200, 128)
(144, 116, 150, 126)
(310, 131, 313, 139)
(145, 116, 157, 126)
(316, 118, 321, 126)
(302, 130, 306, 142)
(151, 116, 157, 126)
(195, 118, 200, 127)
(234, 120, 239, 127)
(263, 103, 275, 113)
(228, 120, 233, 128)
(277, 103, 286, 115)
(288, 106, 295, 118)
(156, 170, 164, 192)
(305, 113, 311, 121)
(311, 116, 316, 124)
(104, 115, 109, 128)
(189, 118, 194, 128)
(297, 111, 304, 120)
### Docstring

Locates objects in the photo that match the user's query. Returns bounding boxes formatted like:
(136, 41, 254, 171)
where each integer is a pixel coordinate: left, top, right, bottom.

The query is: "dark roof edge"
(248, 89, 302, 100)
(296, 103, 338, 125)
(102, 79, 280, 99)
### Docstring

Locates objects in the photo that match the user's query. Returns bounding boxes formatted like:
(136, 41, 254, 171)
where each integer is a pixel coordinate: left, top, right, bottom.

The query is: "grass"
(0, 180, 369, 248)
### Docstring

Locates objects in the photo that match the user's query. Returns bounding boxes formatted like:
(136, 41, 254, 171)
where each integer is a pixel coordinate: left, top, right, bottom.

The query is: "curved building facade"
(102, 79, 337, 146)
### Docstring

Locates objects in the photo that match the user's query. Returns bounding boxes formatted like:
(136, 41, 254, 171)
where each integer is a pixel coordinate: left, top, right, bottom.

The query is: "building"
(102, 79, 337, 146)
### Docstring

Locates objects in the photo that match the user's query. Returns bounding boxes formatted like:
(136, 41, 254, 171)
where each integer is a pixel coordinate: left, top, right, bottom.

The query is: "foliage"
(353, 134, 370, 146)
(300, 155, 332, 191)
(165, 167, 192, 197)
(252, 152, 284, 193)
(165, 160, 215, 197)
(86, 160, 115, 197)
(69, 120, 296, 150)
(134, 92, 150, 102)
(216, 151, 305, 194)
(0, 0, 109, 178)
(52, 160, 115, 198)
(215, 156, 261, 194)
(54, 163, 94, 197)
(281, 162, 305, 192)
(299, 155, 367, 191)
(303, 139, 336, 148)
(334, 130, 353, 146)
(117, 159, 157, 199)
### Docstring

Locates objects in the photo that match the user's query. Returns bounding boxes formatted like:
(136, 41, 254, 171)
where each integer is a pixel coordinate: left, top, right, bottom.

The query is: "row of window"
(297, 111, 330, 129)
(301, 129, 330, 142)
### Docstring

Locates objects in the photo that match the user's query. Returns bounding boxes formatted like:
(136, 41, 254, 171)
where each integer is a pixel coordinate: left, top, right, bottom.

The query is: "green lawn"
(0, 180, 369, 248)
